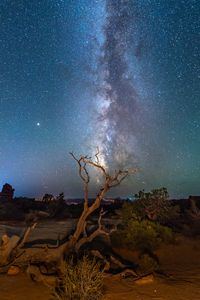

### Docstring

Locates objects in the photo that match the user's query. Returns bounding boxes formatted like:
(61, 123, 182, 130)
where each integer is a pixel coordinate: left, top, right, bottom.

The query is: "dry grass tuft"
(52, 255, 103, 300)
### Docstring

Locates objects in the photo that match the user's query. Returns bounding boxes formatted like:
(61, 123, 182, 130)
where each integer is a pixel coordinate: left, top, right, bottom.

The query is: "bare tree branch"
(68, 149, 136, 252)
(75, 208, 109, 252)
(95, 147, 100, 164)
(17, 222, 37, 249)
(0, 149, 136, 277)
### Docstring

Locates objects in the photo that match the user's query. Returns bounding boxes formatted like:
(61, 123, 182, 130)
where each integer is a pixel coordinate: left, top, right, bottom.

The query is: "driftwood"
(0, 149, 136, 279)
(0, 235, 20, 266)
(0, 223, 37, 268)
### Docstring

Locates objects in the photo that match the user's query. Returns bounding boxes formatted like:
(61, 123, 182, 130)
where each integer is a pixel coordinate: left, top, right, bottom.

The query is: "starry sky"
(0, 0, 200, 198)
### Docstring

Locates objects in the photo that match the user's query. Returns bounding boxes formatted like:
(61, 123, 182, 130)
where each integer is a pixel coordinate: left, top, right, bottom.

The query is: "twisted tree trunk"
(0, 150, 135, 278)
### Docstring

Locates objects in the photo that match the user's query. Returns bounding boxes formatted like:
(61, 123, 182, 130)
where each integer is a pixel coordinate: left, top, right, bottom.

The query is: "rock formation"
(0, 183, 15, 201)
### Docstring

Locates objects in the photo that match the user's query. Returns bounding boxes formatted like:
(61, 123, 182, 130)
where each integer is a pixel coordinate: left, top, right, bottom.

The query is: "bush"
(122, 201, 144, 223)
(52, 255, 103, 300)
(123, 188, 171, 223)
(113, 220, 174, 252)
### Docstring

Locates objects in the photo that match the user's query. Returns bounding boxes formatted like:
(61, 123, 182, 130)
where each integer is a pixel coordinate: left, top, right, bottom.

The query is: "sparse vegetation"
(111, 188, 175, 273)
(123, 188, 171, 223)
(118, 188, 174, 251)
(52, 255, 103, 300)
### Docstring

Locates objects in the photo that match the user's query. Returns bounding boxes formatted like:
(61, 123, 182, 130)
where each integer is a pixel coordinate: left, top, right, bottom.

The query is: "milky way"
(93, 0, 141, 170)
(0, 0, 200, 198)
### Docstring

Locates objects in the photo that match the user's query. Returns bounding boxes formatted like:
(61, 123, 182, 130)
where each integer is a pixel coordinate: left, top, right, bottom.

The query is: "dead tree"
(67, 150, 134, 252)
(0, 149, 135, 278)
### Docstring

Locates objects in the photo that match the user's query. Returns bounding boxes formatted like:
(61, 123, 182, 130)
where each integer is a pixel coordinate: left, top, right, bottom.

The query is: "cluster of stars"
(0, 0, 199, 198)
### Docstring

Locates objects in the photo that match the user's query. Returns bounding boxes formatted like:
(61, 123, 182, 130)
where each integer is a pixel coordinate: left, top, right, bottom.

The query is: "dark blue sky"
(0, 0, 200, 198)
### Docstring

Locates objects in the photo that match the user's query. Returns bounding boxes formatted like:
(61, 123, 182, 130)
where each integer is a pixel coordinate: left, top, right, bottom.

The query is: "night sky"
(0, 0, 200, 198)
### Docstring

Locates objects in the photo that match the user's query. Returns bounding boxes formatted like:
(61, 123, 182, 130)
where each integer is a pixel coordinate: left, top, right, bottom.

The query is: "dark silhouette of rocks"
(0, 183, 15, 201)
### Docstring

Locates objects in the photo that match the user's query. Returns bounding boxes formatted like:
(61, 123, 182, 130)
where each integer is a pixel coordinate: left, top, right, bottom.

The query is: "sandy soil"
(105, 236, 200, 300)
(1, 221, 200, 300)
(0, 274, 51, 300)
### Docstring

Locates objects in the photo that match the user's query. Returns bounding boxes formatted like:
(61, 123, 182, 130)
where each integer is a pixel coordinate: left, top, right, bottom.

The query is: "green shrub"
(123, 220, 158, 251)
(52, 255, 103, 300)
(114, 220, 173, 252)
(122, 201, 144, 223)
(123, 188, 171, 223)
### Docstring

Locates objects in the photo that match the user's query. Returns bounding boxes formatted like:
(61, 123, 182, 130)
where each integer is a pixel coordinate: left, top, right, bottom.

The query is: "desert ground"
(0, 220, 200, 300)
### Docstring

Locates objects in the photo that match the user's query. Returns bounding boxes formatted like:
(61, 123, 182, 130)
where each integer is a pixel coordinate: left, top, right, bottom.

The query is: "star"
(0, 0, 199, 198)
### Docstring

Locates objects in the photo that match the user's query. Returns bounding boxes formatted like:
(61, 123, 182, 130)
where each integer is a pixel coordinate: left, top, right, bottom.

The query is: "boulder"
(7, 265, 21, 276)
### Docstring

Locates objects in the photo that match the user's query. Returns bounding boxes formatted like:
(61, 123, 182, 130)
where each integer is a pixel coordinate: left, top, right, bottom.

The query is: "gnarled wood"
(0, 150, 135, 279)
(0, 223, 37, 267)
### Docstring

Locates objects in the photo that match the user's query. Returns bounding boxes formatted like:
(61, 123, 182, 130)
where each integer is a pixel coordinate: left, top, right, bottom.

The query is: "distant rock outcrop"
(0, 183, 15, 201)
